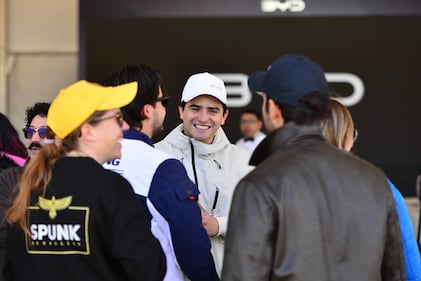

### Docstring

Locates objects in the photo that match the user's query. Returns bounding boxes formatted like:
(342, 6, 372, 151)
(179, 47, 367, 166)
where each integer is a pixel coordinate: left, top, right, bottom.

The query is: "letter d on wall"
(326, 73, 365, 107)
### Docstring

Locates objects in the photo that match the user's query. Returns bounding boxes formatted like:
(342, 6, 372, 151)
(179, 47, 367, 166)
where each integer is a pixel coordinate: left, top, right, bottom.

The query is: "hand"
(201, 212, 219, 237)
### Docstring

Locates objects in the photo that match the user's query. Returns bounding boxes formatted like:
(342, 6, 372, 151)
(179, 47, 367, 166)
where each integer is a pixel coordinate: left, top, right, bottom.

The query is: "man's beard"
(151, 113, 164, 138)
(152, 125, 164, 138)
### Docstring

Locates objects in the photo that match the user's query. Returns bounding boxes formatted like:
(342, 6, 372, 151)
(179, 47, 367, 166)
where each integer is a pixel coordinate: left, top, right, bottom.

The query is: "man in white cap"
(156, 72, 253, 277)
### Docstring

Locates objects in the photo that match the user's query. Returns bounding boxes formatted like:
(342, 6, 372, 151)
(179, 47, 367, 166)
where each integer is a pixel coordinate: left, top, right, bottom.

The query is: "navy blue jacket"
(104, 130, 218, 281)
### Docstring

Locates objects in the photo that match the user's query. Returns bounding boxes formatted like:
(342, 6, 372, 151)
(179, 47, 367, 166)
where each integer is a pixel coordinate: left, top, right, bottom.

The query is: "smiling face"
(88, 109, 129, 164)
(179, 95, 228, 144)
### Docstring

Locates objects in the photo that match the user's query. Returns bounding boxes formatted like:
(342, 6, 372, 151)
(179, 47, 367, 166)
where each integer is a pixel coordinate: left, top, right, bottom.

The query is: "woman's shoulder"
(0, 154, 18, 173)
(0, 166, 23, 187)
(55, 157, 131, 187)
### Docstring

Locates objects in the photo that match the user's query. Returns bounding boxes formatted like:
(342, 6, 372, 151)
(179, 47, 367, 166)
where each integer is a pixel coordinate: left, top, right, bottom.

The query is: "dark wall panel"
(83, 16, 421, 196)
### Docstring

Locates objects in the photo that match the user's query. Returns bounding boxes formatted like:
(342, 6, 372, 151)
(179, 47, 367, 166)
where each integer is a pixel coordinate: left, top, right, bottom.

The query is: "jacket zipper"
(189, 139, 199, 189)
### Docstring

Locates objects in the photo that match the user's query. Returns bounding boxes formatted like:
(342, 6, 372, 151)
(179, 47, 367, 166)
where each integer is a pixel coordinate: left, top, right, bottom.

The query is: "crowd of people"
(0, 54, 419, 281)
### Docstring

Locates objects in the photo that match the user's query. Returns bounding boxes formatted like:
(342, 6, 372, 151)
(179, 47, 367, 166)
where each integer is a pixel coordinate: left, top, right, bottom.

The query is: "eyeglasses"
(95, 112, 124, 127)
(353, 129, 359, 142)
(155, 96, 170, 108)
(23, 127, 47, 139)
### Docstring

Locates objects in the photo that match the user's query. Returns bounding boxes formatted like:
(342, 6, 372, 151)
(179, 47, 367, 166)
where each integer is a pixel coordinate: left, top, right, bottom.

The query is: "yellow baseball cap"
(47, 80, 137, 139)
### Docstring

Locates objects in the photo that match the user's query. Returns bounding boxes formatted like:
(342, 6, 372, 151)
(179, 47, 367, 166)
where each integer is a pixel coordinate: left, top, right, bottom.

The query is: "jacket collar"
(249, 122, 325, 166)
(123, 129, 154, 147)
(163, 124, 230, 156)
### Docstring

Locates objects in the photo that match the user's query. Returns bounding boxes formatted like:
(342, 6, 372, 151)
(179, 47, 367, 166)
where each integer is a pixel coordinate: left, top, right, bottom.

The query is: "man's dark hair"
(266, 92, 331, 126)
(240, 108, 262, 121)
(102, 64, 162, 130)
(25, 102, 51, 128)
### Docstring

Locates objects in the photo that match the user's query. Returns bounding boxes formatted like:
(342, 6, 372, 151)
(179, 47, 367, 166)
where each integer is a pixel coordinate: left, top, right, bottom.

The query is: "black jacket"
(222, 122, 405, 281)
(0, 166, 22, 281)
(3, 157, 166, 281)
(0, 156, 18, 174)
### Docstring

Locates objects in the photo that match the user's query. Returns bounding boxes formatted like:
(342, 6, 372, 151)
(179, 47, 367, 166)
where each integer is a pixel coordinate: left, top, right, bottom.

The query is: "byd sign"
(214, 73, 365, 108)
(261, 0, 306, 13)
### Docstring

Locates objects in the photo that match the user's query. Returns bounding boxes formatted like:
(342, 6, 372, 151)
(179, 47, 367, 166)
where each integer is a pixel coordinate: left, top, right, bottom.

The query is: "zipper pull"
(213, 160, 222, 169)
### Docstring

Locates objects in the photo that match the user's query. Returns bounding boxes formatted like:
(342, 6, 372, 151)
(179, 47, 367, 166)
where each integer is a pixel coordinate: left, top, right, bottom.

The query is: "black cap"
(248, 54, 330, 106)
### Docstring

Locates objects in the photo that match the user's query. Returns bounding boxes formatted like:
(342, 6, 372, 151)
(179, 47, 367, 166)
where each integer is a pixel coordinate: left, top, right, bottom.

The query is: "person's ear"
(80, 123, 96, 142)
(178, 105, 184, 120)
(221, 109, 229, 126)
(141, 104, 153, 120)
(268, 99, 279, 119)
(268, 99, 284, 128)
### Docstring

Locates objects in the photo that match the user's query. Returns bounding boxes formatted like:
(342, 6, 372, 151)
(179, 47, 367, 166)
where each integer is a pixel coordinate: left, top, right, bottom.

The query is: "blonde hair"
(320, 99, 354, 150)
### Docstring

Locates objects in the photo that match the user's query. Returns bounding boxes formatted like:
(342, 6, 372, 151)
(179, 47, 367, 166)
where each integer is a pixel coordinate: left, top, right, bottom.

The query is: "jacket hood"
(162, 124, 231, 156)
(250, 122, 325, 166)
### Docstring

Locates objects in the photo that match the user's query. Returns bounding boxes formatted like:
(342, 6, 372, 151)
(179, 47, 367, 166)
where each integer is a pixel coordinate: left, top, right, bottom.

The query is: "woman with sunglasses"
(3, 80, 166, 281)
(320, 99, 421, 281)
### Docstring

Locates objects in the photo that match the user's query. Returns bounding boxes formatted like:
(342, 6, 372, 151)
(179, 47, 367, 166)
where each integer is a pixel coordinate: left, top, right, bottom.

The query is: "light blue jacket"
(388, 179, 421, 281)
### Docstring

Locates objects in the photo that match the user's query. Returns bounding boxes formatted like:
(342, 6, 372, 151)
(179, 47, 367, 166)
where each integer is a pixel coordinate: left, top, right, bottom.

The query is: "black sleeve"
(381, 185, 406, 281)
(149, 159, 218, 281)
(104, 174, 166, 281)
(0, 167, 21, 278)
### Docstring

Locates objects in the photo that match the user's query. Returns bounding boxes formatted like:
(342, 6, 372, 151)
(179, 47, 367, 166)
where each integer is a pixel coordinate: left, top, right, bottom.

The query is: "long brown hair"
(6, 111, 106, 231)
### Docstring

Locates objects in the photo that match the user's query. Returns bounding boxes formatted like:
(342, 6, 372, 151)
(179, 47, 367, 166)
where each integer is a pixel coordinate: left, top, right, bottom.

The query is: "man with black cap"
(221, 54, 405, 281)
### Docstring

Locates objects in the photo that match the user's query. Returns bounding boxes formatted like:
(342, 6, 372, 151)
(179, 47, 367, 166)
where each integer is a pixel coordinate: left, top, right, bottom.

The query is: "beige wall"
(1, 0, 78, 138)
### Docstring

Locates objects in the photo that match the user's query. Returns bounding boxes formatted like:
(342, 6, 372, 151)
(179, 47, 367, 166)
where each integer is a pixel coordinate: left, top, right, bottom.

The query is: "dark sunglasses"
(95, 112, 124, 127)
(155, 96, 170, 108)
(23, 127, 47, 139)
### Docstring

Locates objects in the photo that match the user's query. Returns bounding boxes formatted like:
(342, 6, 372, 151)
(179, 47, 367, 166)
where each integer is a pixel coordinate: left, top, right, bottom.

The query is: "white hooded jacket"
(155, 124, 253, 276)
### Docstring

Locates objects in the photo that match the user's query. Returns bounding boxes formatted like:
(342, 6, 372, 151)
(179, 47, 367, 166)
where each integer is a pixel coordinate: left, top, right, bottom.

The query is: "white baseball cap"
(181, 72, 227, 104)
